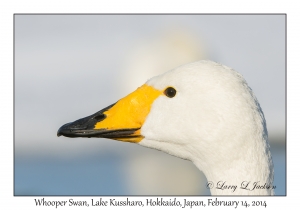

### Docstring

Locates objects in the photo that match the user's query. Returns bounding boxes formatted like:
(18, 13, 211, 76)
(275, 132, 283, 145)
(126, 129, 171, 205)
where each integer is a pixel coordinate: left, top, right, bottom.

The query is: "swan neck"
(192, 136, 274, 195)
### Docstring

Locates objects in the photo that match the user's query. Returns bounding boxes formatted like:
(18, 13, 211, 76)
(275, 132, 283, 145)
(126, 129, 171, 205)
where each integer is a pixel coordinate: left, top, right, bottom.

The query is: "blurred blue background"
(14, 14, 285, 195)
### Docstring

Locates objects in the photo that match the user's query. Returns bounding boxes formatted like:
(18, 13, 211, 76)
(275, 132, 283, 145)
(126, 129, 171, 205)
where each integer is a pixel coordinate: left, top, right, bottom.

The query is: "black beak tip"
(57, 126, 64, 137)
(57, 122, 72, 137)
(57, 129, 62, 137)
(57, 103, 116, 138)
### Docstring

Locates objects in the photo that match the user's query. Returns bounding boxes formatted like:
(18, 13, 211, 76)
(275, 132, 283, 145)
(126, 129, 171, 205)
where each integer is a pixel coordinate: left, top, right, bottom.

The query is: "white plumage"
(139, 60, 274, 195)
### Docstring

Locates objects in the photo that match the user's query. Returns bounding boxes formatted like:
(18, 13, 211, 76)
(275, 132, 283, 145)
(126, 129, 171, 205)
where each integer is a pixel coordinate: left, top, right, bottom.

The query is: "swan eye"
(164, 87, 176, 98)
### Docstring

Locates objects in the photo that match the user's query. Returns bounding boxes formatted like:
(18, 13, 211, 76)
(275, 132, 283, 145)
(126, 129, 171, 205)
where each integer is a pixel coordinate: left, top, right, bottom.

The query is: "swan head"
(58, 60, 274, 195)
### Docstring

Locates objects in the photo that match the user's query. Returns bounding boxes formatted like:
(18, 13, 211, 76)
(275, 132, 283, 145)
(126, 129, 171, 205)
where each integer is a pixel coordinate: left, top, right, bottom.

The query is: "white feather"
(139, 60, 274, 195)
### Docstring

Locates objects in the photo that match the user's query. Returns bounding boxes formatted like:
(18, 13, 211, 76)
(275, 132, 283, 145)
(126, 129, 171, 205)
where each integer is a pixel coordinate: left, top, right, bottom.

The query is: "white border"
(1, 0, 296, 209)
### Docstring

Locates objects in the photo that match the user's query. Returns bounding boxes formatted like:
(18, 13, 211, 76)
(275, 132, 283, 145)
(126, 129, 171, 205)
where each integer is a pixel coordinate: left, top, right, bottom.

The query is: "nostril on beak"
(94, 113, 105, 121)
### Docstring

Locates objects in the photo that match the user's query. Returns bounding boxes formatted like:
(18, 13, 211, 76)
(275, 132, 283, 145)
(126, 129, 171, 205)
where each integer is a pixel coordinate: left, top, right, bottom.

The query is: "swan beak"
(57, 84, 162, 143)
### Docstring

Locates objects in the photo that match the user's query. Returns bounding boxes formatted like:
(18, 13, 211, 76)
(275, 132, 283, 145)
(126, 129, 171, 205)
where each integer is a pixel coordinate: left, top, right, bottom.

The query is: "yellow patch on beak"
(94, 84, 162, 142)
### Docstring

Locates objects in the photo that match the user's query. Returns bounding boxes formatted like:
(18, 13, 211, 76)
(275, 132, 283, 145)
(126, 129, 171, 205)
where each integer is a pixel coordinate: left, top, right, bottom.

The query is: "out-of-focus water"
(270, 142, 286, 195)
(15, 154, 128, 195)
(14, 141, 285, 196)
